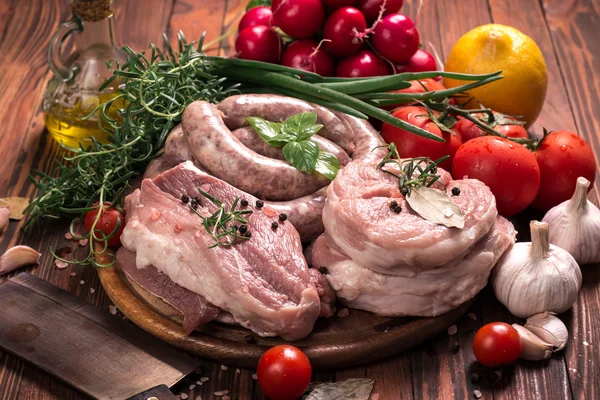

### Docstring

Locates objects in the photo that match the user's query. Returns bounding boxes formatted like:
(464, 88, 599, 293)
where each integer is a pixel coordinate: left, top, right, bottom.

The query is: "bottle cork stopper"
(72, 0, 113, 22)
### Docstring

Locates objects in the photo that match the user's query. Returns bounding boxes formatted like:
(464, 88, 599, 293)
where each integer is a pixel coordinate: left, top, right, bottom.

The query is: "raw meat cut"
(313, 217, 516, 317)
(120, 162, 321, 340)
(322, 161, 498, 272)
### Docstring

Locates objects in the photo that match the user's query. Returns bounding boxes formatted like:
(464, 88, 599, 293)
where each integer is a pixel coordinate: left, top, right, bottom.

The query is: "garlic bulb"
(542, 177, 600, 265)
(512, 324, 554, 360)
(525, 312, 569, 351)
(491, 221, 582, 318)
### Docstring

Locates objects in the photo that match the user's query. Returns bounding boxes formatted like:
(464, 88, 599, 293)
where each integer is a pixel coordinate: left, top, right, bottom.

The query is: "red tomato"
(381, 106, 462, 171)
(452, 136, 541, 216)
(532, 131, 597, 211)
(455, 114, 528, 143)
(382, 79, 449, 111)
(257, 345, 312, 400)
(473, 322, 522, 368)
(84, 203, 126, 247)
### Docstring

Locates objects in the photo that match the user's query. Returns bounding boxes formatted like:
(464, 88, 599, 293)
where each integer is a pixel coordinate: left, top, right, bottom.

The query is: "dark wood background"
(1, 0, 599, 399)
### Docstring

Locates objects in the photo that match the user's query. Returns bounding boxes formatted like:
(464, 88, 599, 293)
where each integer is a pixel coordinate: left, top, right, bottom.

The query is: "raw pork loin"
(312, 161, 516, 317)
(121, 161, 325, 340)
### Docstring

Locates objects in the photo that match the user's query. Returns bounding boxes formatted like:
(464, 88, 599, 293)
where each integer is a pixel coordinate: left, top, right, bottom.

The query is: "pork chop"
(313, 217, 516, 317)
(120, 162, 321, 340)
(322, 161, 498, 272)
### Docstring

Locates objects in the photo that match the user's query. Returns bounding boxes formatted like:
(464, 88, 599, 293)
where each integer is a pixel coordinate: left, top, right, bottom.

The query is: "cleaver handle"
(126, 384, 179, 400)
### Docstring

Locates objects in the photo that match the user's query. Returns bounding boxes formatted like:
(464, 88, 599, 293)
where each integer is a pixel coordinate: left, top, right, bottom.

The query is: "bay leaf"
(305, 378, 374, 400)
(0, 197, 30, 220)
(405, 186, 465, 228)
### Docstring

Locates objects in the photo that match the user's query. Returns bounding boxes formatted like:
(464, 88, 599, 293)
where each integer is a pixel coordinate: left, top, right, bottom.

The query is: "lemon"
(443, 24, 548, 127)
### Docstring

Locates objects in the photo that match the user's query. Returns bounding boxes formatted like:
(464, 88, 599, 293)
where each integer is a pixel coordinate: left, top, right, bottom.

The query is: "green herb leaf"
(247, 117, 286, 144)
(246, 0, 271, 11)
(282, 112, 322, 141)
(282, 140, 319, 173)
(405, 186, 465, 228)
(315, 151, 340, 180)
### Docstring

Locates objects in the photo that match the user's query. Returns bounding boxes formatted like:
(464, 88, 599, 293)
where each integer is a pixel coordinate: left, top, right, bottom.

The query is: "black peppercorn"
(401, 187, 409, 196)
(318, 266, 328, 275)
(181, 194, 189, 203)
(431, 166, 437, 174)
(452, 187, 461, 196)
(240, 199, 248, 207)
(389, 200, 398, 209)
(278, 213, 287, 222)
(239, 225, 248, 234)
(271, 222, 279, 229)
(244, 231, 252, 238)
(256, 200, 264, 208)
(393, 206, 402, 213)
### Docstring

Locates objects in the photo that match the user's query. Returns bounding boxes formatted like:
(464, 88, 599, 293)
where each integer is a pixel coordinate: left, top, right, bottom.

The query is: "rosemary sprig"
(376, 143, 448, 196)
(188, 188, 253, 248)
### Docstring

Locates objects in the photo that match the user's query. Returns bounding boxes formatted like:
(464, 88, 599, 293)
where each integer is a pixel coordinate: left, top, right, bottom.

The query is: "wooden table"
(1, 0, 599, 399)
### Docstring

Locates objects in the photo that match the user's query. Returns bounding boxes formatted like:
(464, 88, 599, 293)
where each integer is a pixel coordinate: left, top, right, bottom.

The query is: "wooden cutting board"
(97, 258, 473, 369)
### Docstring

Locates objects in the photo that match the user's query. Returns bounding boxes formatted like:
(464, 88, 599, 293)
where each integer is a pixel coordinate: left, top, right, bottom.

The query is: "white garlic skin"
(525, 312, 569, 351)
(0, 245, 41, 275)
(491, 221, 582, 318)
(512, 324, 554, 361)
(542, 177, 600, 265)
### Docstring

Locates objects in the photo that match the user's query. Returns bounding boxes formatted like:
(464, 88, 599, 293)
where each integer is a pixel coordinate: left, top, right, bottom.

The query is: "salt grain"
(195, 397, 202, 400)
(235, 368, 240, 374)
(221, 365, 228, 371)
(200, 377, 209, 383)
(65, 232, 73, 240)
(338, 308, 350, 318)
(180, 394, 188, 400)
(214, 390, 229, 396)
(467, 313, 477, 320)
(473, 389, 482, 398)
(371, 394, 380, 400)
(78, 238, 88, 247)
(189, 384, 196, 390)
(196, 381, 201, 385)
(222, 396, 230, 400)
(447, 325, 458, 335)
(70, 272, 76, 277)
(252, 374, 258, 380)
(79, 280, 85, 285)
(55, 259, 68, 269)
(583, 341, 590, 346)
(90, 288, 96, 294)
(109, 305, 118, 315)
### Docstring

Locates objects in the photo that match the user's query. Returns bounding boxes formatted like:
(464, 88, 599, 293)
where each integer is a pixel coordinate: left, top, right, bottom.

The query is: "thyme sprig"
(188, 188, 253, 248)
(376, 143, 448, 196)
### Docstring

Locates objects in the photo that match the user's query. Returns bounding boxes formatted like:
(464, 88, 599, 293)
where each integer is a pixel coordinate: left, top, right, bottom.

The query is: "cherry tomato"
(381, 106, 462, 171)
(473, 322, 522, 367)
(84, 203, 126, 247)
(454, 113, 528, 143)
(257, 345, 312, 400)
(452, 136, 540, 216)
(532, 131, 597, 211)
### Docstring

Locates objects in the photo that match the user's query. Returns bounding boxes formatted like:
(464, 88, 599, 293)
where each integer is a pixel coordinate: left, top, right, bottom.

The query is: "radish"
(235, 26, 282, 63)
(395, 49, 436, 73)
(281, 40, 335, 76)
(238, 6, 273, 32)
(372, 14, 419, 64)
(335, 49, 390, 77)
(323, 7, 368, 57)
(271, 0, 325, 39)
(358, 0, 404, 23)
(323, 0, 359, 9)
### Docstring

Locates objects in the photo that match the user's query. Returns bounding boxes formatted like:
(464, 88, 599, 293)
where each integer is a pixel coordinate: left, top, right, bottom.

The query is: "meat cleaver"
(0, 273, 201, 400)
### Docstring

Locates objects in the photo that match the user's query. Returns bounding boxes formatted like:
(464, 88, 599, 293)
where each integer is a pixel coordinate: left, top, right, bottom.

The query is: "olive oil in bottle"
(43, 0, 126, 148)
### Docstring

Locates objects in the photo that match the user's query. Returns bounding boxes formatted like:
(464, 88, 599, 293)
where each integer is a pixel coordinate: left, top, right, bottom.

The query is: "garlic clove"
(491, 221, 582, 318)
(0, 207, 9, 233)
(0, 245, 41, 275)
(542, 177, 600, 265)
(512, 323, 554, 361)
(525, 312, 569, 351)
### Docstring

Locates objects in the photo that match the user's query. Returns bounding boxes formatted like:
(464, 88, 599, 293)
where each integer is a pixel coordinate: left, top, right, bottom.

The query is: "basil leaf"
(247, 117, 290, 146)
(315, 151, 340, 180)
(246, 0, 271, 11)
(282, 112, 321, 141)
(282, 140, 319, 173)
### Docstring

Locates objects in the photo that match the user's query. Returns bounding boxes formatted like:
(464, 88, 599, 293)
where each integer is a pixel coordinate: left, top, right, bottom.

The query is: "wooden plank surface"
(0, 0, 599, 399)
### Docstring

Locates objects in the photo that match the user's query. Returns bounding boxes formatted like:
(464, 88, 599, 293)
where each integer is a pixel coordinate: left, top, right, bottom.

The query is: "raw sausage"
(182, 101, 330, 201)
(164, 124, 193, 165)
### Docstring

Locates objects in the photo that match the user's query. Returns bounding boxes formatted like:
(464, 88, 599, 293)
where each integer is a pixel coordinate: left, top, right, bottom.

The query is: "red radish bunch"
(235, 0, 435, 77)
